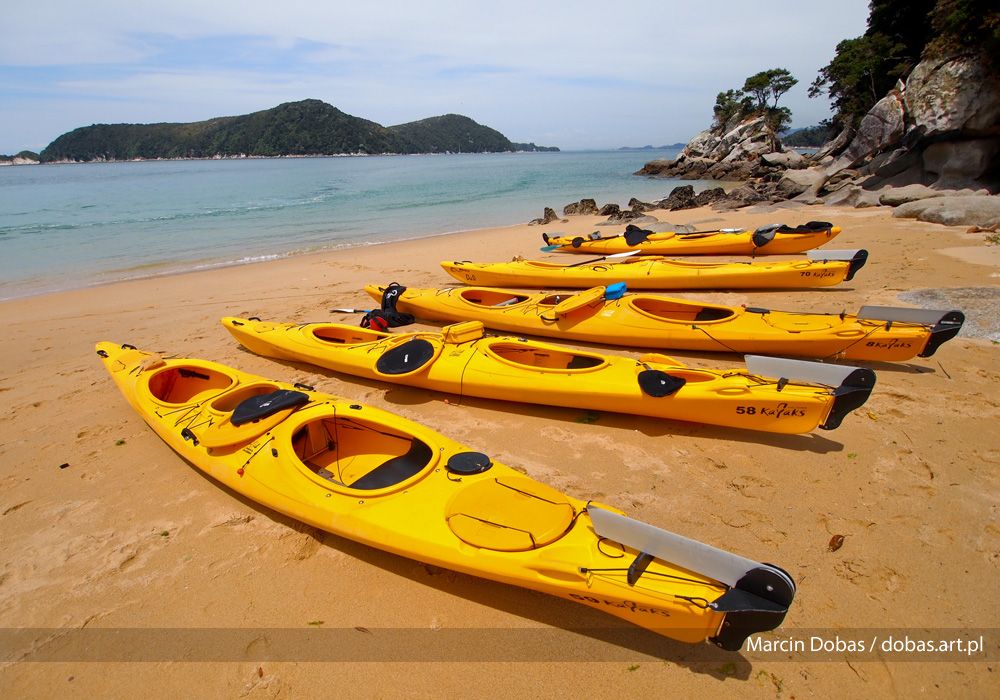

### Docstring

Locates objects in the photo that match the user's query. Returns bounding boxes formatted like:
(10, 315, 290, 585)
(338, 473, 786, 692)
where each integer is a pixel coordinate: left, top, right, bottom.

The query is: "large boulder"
(762, 150, 806, 169)
(891, 194, 1000, 227)
(905, 54, 1000, 137)
(563, 198, 599, 215)
(832, 92, 907, 172)
(922, 138, 1000, 189)
(776, 168, 825, 197)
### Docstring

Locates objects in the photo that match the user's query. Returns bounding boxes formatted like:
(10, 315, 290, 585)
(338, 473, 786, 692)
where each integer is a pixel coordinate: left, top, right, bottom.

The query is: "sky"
(1, 0, 872, 155)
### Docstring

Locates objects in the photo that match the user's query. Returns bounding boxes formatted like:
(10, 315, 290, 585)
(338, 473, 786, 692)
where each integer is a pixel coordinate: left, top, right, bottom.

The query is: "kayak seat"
(623, 224, 653, 246)
(694, 307, 732, 322)
(231, 389, 310, 426)
(638, 370, 686, 397)
(375, 338, 436, 375)
(349, 439, 434, 490)
(446, 476, 575, 551)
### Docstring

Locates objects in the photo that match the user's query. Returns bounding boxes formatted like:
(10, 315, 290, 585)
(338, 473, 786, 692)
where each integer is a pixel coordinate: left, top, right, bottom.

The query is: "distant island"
(21, 100, 559, 164)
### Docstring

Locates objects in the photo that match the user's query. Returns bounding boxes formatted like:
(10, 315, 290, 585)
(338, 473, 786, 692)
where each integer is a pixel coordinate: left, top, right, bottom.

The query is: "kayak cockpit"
(628, 297, 736, 323)
(458, 289, 530, 308)
(291, 416, 435, 491)
(485, 342, 606, 371)
(146, 365, 235, 405)
(311, 325, 389, 346)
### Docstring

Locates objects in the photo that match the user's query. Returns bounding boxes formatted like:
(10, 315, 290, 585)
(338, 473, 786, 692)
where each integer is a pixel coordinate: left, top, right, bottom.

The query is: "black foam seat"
(375, 338, 436, 375)
(349, 440, 434, 490)
(638, 370, 686, 397)
(624, 224, 653, 246)
(231, 390, 310, 426)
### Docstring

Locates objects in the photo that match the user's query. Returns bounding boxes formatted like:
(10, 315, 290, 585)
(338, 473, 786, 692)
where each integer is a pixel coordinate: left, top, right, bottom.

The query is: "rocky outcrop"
(563, 198, 598, 215)
(635, 116, 788, 182)
(905, 53, 1000, 137)
(528, 207, 563, 225)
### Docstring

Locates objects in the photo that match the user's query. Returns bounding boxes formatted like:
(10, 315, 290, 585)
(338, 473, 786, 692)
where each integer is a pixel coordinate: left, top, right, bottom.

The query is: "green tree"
(926, 0, 1000, 63)
(712, 89, 752, 132)
(809, 0, 936, 128)
(743, 69, 798, 111)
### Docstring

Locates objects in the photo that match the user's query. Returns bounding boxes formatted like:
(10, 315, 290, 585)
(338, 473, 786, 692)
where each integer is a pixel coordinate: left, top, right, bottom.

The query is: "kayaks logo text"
(865, 339, 913, 350)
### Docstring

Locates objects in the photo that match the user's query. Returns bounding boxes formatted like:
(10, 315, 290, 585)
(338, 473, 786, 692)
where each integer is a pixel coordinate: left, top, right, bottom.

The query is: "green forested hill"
(39, 100, 557, 162)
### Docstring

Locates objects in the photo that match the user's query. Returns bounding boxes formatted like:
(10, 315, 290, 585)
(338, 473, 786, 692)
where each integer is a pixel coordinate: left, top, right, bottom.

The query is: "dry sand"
(1, 204, 998, 697)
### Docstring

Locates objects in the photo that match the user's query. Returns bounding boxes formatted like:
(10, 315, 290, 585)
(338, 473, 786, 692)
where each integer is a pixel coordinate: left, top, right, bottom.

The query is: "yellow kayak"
(96, 341, 795, 649)
(363, 284, 965, 361)
(442, 249, 868, 290)
(223, 317, 875, 433)
(542, 222, 841, 256)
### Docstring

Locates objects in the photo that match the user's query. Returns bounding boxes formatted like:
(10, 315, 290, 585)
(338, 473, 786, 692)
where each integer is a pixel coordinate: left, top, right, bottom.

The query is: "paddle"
(564, 249, 644, 268)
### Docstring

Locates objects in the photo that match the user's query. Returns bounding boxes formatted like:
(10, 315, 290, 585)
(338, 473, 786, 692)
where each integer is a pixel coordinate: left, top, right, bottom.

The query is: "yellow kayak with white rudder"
(363, 283, 964, 361)
(223, 317, 875, 433)
(96, 341, 795, 650)
(541, 222, 841, 256)
(442, 249, 868, 290)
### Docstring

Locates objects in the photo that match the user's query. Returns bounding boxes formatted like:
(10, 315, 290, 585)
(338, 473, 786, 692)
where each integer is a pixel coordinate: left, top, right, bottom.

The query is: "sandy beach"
(1, 204, 998, 697)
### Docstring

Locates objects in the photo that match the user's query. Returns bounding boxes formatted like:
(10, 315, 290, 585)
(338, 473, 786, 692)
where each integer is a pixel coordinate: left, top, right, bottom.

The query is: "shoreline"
(2, 204, 999, 697)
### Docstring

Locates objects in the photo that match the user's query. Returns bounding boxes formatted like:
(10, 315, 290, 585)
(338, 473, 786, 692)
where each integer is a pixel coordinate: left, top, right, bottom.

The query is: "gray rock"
(878, 184, 949, 206)
(922, 138, 1000, 189)
(712, 184, 767, 210)
(891, 194, 1000, 227)
(776, 168, 825, 197)
(812, 126, 854, 161)
(905, 53, 1000, 137)
(761, 151, 806, 169)
(528, 207, 563, 225)
(563, 198, 599, 215)
(643, 221, 697, 233)
(832, 92, 907, 172)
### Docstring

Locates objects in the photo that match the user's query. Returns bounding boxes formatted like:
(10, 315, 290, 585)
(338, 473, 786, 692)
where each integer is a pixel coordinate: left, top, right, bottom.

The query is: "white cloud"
(1, 0, 871, 153)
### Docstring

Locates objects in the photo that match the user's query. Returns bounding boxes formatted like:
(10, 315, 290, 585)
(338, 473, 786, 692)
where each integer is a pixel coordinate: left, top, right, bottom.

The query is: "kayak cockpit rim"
(457, 288, 530, 308)
(311, 324, 392, 346)
(286, 410, 442, 495)
(482, 340, 609, 373)
(143, 363, 237, 406)
(627, 297, 737, 324)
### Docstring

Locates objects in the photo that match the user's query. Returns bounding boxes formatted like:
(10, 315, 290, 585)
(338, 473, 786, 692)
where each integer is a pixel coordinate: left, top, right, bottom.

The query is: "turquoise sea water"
(0, 149, 695, 300)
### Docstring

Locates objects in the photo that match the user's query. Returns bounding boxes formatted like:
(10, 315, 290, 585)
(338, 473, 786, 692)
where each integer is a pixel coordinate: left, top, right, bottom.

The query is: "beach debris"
(307, 620, 324, 627)
(115, 439, 126, 446)
(355, 626, 372, 634)
(867, 412, 878, 420)
(575, 411, 600, 424)
(258, 667, 264, 678)
(58, 463, 69, 469)
(828, 534, 845, 552)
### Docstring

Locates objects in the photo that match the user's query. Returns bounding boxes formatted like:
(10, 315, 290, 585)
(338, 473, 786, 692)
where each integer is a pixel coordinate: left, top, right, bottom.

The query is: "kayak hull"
(442, 250, 868, 290)
(223, 318, 874, 434)
(362, 284, 963, 362)
(96, 342, 794, 648)
(543, 224, 841, 256)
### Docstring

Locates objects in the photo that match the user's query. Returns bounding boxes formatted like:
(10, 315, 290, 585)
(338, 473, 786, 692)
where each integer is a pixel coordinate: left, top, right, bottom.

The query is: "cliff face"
(638, 50, 1000, 226)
